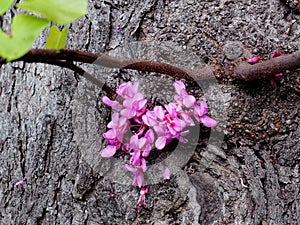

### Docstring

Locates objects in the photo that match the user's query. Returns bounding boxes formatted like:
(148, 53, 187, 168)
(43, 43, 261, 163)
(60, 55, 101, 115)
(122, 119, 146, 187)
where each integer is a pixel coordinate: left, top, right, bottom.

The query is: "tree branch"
(233, 51, 300, 81)
(1, 49, 212, 81)
(1, 49, 300, 85)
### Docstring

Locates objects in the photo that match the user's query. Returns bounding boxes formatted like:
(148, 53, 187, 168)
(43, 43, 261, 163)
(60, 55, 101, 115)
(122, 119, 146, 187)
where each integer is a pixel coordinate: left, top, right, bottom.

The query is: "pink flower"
(150, 103, 187, 150)
(15, 177, 27, 189)
(121, 92, 147, 119)
(173, 80, 196, 108)
(100, 145, 117, 158)
(109, 81, 147, 119)
(247, 57, 261, 64)
(125, 165, 146, 188)
(142, 101, 192, 150)
(137, 186, 149, 208)
(101, 80, 218, 207)
(163, 167, 171, 180)
(194, 101, 217, 128)
(142, 110, 158, 126)
(116, 81, 138, 98)
(155, 136, 167, 150)
(129, 135, 150, 165)
(274, 73, 283, 78)
(270, 52, 283, 58)
(180, 111, 195, 126)
(143, 129, 154, 157)
(164, 103, 186, 134)
(102, 96, 122, 110)
(100, 112, 129, 158)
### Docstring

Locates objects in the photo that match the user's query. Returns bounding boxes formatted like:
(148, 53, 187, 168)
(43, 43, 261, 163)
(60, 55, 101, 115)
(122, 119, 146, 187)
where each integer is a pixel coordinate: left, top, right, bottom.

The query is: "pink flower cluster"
(100, 80, 217, 207)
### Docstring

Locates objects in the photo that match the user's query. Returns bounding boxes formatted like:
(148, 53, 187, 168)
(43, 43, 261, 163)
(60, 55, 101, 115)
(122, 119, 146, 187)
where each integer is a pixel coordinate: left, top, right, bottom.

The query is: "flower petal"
(183, 95, 196, 108)
(100, 145, 117, 158)
(141, 158, 147, 172)
(199, 101, 208, 115)
(130, 151, 141, 166)
(130, 135, 139, 150)
(173, 80, 185, 94)
(145, 129, 155, 144)
(138, 137, 147, 149)
(153, 125, 164, 136)
(163, 167, 171, 180)
(103, 129, 116, 139)
(247, 57, 261, 64)
(274, 73, 283, 78)
(201, 115, 217, 128)
(125, 164, 136, 173)
(121, 108, 135, 119)
(271, 52, 282, 58)
(155, 136, 166, 150)
(142, 144, 151, 158)
(134, 168, 144, 188)
(154, 106, 165, 120)
(142, 111, 157, 126)
(102, 96, 122, 109)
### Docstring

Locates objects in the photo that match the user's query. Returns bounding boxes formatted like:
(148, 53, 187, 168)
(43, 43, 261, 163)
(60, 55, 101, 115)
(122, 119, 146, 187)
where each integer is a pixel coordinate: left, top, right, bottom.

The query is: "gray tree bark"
(1, 0, 299, 224)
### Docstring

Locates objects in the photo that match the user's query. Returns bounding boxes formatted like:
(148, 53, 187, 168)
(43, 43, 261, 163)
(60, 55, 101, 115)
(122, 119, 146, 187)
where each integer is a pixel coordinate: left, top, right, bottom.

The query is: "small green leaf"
(17, 0, 87, 25)
(0, 14, 49, 61)
(46, 26, 68, 51)
(0, 0, 14, 16)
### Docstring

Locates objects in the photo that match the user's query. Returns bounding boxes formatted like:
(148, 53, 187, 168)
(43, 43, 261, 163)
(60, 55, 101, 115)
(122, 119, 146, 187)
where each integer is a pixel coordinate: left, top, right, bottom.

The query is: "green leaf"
(0, 0, 14, 16)
(0, 14, 49, 61)
(17, 0, 87, 25)
(46, 26, 68, 51)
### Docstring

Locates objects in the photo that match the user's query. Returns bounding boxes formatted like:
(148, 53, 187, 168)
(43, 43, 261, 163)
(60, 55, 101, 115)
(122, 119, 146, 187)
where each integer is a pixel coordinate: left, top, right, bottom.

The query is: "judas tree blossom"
(125, 164, 146, 188)
(163, 167, 171, 180)
(194, 101, 217, 128)
(15, 177, 26, 189)
(274, 73, 283, 78)
(102, 96, 122, 110)
(116, 81, 139, 99)
(121, 92, 147, 119)
(247, 57, 261, 64)
(129, 134, 152, 166)
(100, 80, 217, 207)
(270, 52, 283, 58)
(100, 112, 128, 158)
(145, 103, 188, 150)
(137, 186, 149, 208)
(173, 80, 196, 108)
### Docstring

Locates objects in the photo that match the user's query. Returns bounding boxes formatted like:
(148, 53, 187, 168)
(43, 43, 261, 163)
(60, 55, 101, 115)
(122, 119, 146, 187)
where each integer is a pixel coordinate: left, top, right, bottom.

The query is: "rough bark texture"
(1, 0, 300, 224)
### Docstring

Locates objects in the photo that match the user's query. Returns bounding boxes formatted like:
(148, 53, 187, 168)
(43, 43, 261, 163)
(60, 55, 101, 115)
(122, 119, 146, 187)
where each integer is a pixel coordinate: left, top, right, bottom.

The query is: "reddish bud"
(247, 57, 261, 64)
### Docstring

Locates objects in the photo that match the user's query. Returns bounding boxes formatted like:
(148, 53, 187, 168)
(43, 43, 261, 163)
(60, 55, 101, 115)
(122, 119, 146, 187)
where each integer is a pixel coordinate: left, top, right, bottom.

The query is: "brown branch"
(233, 51, 300, 81)
(1, 48, 300, 84)
(1, 49, 213, 81)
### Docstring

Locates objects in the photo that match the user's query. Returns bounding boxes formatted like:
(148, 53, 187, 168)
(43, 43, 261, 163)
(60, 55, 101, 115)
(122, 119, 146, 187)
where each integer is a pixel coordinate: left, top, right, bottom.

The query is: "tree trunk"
(1, 0, 299, 224)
